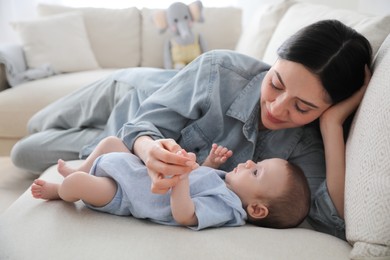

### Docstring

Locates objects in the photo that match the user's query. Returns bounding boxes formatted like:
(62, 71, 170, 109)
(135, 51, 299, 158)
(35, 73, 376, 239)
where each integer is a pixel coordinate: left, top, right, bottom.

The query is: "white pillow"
(234, 0, 296, 61)
(345, 35, 390, 259)
(141, 7, 242, 68)
(12, 12, 99, 73)
(37, 4, 141, 69)
(262, 3, 390, 65)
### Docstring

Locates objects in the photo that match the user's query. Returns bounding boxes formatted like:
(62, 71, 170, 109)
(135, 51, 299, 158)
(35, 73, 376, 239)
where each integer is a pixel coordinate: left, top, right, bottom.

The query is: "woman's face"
(260, 59, 332, 130)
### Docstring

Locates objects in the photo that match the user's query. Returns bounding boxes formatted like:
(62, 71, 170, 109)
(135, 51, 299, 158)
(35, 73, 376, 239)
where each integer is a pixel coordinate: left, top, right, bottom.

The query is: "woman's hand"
(133, 136, 198, 194)
(320, 65, 371, 127)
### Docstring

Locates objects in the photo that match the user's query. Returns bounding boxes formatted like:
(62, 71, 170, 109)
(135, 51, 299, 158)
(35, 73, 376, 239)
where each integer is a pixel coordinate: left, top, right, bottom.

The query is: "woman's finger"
(149, 141, 195, 168)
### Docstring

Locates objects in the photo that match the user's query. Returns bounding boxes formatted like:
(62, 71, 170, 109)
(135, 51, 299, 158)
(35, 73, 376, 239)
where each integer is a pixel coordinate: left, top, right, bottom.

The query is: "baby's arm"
(170, 144, 233, 226)
(170, 175, 198, 226)
(202, 143, 233, 169)
(170, 150, 198, 226)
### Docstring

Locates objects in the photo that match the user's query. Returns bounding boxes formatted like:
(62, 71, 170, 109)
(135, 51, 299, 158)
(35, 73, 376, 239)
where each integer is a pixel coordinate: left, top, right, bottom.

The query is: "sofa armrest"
(0, 64, 10, 91)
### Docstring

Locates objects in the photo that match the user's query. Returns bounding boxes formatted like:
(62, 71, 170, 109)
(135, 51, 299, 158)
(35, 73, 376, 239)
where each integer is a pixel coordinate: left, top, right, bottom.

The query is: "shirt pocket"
(180, 123, 211, 164)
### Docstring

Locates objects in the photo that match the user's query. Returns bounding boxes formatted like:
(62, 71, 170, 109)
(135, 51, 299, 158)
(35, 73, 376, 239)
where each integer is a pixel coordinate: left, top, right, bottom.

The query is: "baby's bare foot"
(31, 179, 61, 200)
(57, 159, 76, 177)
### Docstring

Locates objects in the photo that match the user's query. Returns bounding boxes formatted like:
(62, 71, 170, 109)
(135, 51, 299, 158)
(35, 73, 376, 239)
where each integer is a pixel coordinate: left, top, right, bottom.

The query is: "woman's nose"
(270, 95, 288, 118)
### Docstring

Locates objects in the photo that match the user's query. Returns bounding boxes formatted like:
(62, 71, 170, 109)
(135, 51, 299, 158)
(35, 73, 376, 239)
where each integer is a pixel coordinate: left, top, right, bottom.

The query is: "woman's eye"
(271, 82, 282, 91)
(295, 103, 309, 114)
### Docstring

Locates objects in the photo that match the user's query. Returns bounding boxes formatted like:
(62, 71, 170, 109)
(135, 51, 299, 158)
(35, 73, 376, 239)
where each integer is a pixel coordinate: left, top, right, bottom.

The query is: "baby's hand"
(202, 144, 233, 169)
(176, 149, 198, 169)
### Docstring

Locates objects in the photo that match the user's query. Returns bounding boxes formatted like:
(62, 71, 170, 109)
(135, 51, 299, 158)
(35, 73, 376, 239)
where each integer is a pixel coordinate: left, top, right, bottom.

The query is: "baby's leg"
(31, 172, 117, 207)
(57, 159, 78, 177)
(58, 172, 117, 207)
(202, 143, 233, 169)
(58, 136, 130, 177)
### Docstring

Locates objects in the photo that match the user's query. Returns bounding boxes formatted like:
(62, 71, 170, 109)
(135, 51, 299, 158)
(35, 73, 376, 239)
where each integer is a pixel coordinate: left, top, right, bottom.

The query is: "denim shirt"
(90, 50, 345, 239)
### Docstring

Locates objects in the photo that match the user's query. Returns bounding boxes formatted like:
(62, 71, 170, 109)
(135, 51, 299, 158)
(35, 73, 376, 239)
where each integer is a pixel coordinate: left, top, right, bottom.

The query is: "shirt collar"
(226, 71, 267, 123)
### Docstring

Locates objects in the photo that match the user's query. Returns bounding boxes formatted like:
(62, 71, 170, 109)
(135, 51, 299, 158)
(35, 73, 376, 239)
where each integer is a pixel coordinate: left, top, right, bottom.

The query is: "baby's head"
(225, 158, 310, 229)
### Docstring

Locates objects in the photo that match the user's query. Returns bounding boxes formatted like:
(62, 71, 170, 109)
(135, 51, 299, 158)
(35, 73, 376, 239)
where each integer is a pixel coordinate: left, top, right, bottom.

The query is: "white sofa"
(1, 1, 390, 259)
(0, 3, 242, 156)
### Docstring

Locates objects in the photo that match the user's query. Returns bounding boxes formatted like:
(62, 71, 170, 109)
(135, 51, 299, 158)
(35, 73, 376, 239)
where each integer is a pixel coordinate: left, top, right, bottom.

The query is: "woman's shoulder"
(204, 50, 271, 78)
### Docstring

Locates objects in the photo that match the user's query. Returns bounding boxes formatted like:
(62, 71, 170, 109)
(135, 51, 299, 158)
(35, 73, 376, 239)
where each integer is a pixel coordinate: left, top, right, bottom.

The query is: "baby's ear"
(247, 202, 268, 219)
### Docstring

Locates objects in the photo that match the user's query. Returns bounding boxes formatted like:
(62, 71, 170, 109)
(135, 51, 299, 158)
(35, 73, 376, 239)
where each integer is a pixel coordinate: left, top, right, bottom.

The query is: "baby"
(32, 136, 310, 230)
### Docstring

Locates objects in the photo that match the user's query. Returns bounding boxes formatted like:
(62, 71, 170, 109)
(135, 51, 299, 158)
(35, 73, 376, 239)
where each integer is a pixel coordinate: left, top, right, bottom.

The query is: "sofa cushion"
(0, 70, 116, 140)
(0, 160, 352, 260)
(11, 12, 99, 73)
(262, 2, 390, 65)
(235, 0, 295, 61)
(37, 4, 141, 68)
(141, 7, 242, 68)
(345, 35, 390, 259)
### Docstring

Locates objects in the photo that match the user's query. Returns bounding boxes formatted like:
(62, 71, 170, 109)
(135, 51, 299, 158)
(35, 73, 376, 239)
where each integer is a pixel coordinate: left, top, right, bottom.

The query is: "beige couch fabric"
(0, 69, 115, 155)
(0, 161, 352, 260)
(345, 35, 390, 259)
(235, 0, 295, 61)
(12, 12, 100, 72)
(261, 2, 390, 64)
(38, 4, 141, 68)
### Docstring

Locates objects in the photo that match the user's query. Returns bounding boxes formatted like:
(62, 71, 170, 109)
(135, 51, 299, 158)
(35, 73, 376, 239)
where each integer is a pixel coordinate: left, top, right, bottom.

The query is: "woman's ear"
(247, 202, 269, 219)
(188, 1, 204, 23)
(152, 10, 168, 33)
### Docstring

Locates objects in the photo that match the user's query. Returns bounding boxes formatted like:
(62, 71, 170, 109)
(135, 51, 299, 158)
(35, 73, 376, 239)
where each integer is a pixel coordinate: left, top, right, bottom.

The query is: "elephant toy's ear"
(189, 1, 204, 23)
(152, 10, 168, 33)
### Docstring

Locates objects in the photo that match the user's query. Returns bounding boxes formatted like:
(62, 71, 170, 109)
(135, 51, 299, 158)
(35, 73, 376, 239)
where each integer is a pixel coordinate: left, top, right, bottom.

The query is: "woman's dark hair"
(277, 19, 372, 104)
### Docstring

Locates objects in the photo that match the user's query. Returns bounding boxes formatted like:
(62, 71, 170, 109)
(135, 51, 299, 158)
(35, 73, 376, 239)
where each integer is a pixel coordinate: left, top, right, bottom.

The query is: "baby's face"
(225, 158, 289, 205)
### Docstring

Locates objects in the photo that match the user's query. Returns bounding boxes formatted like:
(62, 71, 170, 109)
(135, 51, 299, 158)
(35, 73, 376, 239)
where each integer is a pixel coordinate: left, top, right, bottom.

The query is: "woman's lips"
(266, 110, 285, 124)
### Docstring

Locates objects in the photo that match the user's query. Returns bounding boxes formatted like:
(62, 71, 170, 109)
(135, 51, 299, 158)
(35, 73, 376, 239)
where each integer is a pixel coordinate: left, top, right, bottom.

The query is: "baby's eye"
(252, 169, 258, 176)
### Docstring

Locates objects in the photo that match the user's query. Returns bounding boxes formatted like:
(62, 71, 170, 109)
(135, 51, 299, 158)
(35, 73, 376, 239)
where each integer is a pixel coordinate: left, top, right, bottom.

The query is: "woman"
(11, 20, 372, 239)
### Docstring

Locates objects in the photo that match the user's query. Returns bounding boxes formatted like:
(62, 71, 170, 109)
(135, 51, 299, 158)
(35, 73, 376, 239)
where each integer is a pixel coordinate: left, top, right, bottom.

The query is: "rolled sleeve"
(308, 181, 346, 240)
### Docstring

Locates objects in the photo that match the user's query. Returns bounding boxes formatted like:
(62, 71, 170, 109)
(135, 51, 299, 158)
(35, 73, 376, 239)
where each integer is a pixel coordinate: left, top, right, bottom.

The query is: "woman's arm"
(320, 112, 346, 218)
(170, 175, 198, 226)
(320, 67, 371, 218)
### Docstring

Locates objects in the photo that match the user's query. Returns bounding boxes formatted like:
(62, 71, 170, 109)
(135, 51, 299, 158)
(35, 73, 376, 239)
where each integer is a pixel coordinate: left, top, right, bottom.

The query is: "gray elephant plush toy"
(153, 1, 207, 69)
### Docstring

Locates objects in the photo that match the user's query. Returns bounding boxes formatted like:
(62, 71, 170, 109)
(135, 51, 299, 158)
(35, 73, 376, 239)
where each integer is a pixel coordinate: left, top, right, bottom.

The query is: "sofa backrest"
(37, 5, 141, 69)
(344, 34, 390, 259)
(37, 4, 242, 69)
(235, 0, 390, 65)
